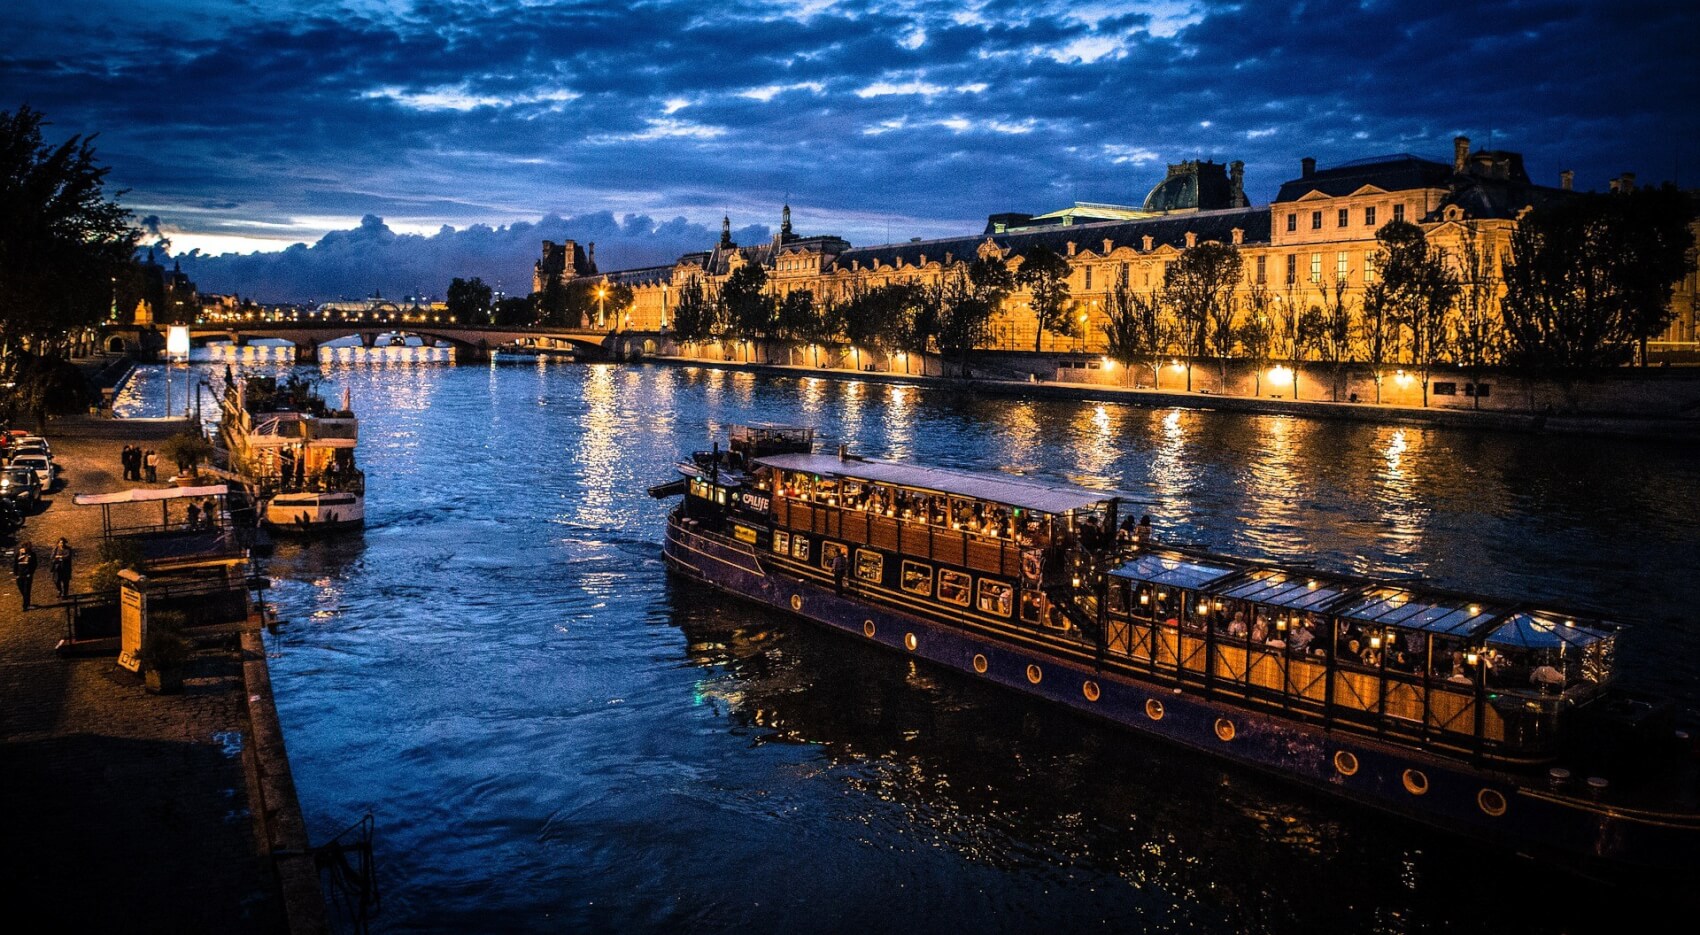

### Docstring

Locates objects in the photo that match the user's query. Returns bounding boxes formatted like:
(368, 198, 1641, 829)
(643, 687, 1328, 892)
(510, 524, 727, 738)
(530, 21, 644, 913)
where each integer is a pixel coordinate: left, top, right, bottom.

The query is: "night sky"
(5, 0, 1697, 302)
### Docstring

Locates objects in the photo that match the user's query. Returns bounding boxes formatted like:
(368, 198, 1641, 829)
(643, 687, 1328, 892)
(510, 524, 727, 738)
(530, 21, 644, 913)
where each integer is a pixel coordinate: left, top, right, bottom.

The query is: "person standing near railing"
(50, 538, 73, 598)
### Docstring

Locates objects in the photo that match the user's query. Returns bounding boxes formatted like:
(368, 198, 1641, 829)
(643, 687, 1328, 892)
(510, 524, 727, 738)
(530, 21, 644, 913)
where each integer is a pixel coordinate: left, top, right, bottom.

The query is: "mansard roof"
(602, 264, 674, 286)
(832, 206, 1269, 272)
(1274, 154, 1454, 203)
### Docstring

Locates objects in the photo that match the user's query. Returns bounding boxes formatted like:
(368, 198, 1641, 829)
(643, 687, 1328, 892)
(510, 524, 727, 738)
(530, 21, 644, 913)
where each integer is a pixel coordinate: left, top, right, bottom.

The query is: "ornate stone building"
(539, 139, 1699, 352)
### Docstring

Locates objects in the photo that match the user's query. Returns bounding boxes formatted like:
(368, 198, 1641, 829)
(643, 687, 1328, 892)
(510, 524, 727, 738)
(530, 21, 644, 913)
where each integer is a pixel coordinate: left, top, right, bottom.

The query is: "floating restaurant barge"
(216, 370, 365, 533)
(655, 425, 1699, 870)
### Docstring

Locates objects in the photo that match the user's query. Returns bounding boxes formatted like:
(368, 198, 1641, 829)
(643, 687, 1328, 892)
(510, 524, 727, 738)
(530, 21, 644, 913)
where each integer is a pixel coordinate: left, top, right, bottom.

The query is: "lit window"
(1337, 251, 1349, 279)
(855, 549, 883, 584)
(1084, 267, 1092, 291)
(901, 561, 933, 596)
(977, 580, 1014, 617)
(1256, 255, 1267, 283)
(821, 541, 847, 571)
(1309, 253, 1321, 283)
(1365, 253, 1376, 281)
(939, 570, 971, 607)
(792, 535, 809, 561)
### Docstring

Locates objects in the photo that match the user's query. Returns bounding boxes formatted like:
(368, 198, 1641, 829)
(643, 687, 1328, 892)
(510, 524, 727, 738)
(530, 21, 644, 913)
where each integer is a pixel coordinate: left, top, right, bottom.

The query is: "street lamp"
(596, 284, 609, 328)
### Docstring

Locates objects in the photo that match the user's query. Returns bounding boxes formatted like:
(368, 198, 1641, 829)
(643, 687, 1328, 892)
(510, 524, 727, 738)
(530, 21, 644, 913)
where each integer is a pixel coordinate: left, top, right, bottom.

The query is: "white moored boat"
(217, 369, 366, 534)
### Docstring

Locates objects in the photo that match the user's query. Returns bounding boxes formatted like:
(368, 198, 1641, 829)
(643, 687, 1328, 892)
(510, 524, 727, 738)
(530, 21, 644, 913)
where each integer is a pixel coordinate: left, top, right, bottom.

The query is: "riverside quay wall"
(654, 338, 1700, 426)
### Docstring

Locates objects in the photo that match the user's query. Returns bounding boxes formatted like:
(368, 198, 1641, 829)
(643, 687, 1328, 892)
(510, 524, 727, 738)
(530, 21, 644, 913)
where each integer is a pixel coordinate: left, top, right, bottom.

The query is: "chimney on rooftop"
(1621, 172, 1636, 193)
(1301, 157, 1315, 179)
(1230, 160, 1246, 207)
(1560, 170, 1574, 191)
(1454, 136, 1470, 173)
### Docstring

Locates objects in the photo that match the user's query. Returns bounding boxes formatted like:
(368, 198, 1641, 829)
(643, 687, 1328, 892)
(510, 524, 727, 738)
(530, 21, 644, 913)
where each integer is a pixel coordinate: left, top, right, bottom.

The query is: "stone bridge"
(99, 324, 669, 363)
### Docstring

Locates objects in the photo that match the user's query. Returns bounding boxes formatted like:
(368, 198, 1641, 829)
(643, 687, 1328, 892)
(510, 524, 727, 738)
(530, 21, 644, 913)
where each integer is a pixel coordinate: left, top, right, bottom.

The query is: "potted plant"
(142, 610, 191, 694)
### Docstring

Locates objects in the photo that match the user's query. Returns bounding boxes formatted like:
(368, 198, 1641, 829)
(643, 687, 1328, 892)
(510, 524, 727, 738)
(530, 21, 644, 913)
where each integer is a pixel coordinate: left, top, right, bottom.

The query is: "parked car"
(13, 435, 51, 457)
(1, 466, 41, 505)
(0, 496, 23, 533)
(8, 454, 55, 491)
(5, 444, 50, 464)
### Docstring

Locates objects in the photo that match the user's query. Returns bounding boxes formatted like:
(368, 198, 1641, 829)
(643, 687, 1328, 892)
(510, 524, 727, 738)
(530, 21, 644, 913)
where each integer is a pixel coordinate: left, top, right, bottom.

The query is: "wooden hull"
(662, 512, 1699, 872)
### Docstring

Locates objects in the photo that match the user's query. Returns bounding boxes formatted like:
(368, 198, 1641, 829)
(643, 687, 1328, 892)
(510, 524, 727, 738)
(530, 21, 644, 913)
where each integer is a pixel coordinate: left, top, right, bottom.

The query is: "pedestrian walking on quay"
(119, 445, 132, 481)
(145, 449, 158, 483)
(14, 541, 38, 610)
(185, 501, 201, 530)
(51, 537, 74, 599)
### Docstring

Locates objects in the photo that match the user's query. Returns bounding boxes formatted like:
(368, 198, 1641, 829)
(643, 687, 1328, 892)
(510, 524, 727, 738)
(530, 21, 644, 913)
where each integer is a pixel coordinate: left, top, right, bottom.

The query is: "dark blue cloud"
(3, 0, 1695, 301)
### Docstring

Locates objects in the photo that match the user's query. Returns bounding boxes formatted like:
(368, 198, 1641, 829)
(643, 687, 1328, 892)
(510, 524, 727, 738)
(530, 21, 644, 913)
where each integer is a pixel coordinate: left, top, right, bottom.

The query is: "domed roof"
(1142, 160, 1237, 213)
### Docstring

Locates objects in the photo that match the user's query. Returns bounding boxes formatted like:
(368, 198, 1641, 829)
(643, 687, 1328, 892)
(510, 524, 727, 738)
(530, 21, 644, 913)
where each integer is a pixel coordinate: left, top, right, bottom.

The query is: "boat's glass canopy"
(1334, 587, 1508, 637)
(757, 452, 1123, 515)
(1110, 553, 1239, 590)
(1212, 568, 1353, 611)
(1486, 611, 1618, 650)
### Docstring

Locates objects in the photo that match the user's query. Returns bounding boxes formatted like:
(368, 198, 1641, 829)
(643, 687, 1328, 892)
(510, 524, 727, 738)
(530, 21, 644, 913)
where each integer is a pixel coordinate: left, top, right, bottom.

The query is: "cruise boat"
(654, 425, 1699, 871)
(216, 369, 365, 533)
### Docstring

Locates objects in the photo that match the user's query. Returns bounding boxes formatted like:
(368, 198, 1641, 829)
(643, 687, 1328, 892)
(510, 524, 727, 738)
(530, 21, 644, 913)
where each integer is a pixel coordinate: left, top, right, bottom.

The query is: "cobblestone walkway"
(0, 419, 286, 932)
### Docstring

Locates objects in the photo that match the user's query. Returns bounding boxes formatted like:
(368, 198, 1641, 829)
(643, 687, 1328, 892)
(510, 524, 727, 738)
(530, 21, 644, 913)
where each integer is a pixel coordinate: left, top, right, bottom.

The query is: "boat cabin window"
(792, 535, 810, 561)
(900, 561, 933, 596)
(938, 570, 971, 607)
(1109, 580, 1129, 614)
(1154, 588, 1178, 626)
(855, 549, 883, 584)
(1020, 590, 1045, 625)
(821, 541, 848, 571)
(977, 580, 1014, 617)
(772, 531, 790, 555)
(1130, 583, 1156, 619)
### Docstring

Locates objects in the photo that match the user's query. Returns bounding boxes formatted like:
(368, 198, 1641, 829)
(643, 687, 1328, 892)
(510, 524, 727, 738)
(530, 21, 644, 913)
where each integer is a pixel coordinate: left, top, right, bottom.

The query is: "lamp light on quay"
(166, 325, 190, 361)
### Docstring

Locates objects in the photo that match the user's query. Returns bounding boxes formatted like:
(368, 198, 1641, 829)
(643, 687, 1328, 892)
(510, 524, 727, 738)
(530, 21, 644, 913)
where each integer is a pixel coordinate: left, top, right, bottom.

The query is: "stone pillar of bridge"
(359, 332, 378, 349)
(294, 340, 319, 363)
(226, 332, 247, 347)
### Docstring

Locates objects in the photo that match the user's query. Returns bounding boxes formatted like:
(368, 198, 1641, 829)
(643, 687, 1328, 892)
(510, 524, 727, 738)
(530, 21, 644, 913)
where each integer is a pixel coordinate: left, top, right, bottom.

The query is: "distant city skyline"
(5, 0, 1697, 301)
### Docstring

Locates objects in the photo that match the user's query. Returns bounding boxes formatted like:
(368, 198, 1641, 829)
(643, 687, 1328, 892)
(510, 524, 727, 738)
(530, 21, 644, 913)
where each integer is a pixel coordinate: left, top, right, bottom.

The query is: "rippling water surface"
(121, 355, 1700, 932)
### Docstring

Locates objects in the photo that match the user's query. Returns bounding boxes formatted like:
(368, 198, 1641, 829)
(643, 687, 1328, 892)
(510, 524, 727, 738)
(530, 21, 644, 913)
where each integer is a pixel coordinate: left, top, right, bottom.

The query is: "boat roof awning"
(75, 484, 229, 506)
(1110, 553, 1240, 590)
(1211, 568, 1355, 612)
(1485, 612, 1619, 651)
(305, 438, 356, 449)
(756, 452, 1126, 515)
(1333, 586, 1509, 637)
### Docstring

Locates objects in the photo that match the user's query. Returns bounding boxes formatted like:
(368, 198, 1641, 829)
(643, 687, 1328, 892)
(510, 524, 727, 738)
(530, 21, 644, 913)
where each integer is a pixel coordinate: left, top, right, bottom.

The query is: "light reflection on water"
(116, 360, 1699, 931)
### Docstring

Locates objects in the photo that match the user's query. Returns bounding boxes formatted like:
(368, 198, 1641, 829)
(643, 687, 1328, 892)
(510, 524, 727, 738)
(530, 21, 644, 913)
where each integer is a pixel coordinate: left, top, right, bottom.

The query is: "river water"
(117, 354, 1700, 932)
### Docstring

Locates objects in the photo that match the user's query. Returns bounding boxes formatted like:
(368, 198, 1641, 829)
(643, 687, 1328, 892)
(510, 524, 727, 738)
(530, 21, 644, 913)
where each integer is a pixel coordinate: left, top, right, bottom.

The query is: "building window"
(1256, 255, 1267, 284)
(1309, 253, 1322, 283)
(1286, 254, 1297, 284)
(1337, 208, 1349, 228)
(791, 535, 809, 562)
(1465, 383, 1492, 398)
(1393, 203, 1405, 223)
(1084, 267, 1093, 291)
(772, 531, 790, 554)
(1337, 251, 1349, 279)
(1433, 382, 1457, 396)
(822, 541, 848, 571)
(1365, 206, 1377, 226)
(1311, 211, 1323, 230)
(1364, 252, 1376, 282)
(1119, 262, 1129, 286)
(1287, 213, 1297, 232)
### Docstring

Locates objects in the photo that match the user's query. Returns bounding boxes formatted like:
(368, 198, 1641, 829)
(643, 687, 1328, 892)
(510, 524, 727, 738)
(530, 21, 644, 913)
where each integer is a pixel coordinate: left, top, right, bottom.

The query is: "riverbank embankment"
(647, 356, 1700, 442)
(0, 415, 325, 933)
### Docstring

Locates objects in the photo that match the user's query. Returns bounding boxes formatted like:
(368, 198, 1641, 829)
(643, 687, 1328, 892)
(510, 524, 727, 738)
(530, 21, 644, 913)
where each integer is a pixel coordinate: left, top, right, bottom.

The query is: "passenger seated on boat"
(1288, 623, 1314, 653)
(1227, 612, 1248, 639)
(1250, 617, 1269, 644)
(1530, 665, 1565, 691)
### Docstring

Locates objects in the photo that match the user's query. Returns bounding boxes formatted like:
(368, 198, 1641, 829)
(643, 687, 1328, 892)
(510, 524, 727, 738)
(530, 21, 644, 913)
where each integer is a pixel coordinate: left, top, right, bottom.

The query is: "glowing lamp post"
(596, 284, 609, 329)
(166, 325, 191, 362)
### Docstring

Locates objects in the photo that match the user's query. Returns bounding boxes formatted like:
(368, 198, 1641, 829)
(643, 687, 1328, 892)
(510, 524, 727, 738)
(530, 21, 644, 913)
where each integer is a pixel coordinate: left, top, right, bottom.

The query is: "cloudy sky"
(5, 0, 1696, 302)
